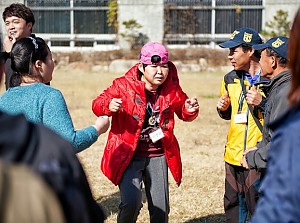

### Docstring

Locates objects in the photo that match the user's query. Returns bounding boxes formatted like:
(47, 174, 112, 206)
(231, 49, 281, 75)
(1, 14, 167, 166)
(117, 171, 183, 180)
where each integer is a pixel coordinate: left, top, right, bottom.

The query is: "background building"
(0, 0, 299, 51)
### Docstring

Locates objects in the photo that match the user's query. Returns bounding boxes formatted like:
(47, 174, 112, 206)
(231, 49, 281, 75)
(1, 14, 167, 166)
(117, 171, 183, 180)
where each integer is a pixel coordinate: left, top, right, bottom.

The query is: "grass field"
(2, 65, 230, 223)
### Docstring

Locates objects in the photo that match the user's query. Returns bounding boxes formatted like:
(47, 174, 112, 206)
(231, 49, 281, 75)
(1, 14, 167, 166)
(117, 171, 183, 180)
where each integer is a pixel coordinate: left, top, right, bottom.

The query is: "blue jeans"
(117, 156, 169, 223)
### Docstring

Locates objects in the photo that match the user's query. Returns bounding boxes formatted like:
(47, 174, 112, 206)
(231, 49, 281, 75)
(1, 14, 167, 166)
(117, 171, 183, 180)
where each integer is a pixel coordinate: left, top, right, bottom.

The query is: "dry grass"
(2, 64, 231, 223)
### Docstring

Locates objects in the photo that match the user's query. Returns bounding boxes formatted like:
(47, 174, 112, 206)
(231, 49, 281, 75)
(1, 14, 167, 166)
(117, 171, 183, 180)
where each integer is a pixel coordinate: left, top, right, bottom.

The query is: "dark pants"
(224, 162, 261, 223)
(117, 156, 169, 223)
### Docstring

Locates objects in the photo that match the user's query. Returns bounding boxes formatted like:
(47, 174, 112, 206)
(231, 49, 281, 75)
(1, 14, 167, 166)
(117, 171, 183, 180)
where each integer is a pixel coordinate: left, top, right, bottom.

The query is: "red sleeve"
(174, 85, 199, 122)
(92, 78, 122, 117)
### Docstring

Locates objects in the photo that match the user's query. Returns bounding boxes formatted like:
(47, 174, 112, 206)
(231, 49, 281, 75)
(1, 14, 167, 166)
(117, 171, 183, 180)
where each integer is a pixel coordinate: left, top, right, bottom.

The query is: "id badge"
(234, 113, 247, 124)
(149, 128, 164, 143)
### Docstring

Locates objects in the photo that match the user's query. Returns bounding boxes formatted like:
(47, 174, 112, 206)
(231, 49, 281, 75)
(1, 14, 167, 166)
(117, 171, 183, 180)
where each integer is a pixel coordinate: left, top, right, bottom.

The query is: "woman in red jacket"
(92, 42, 199, 223)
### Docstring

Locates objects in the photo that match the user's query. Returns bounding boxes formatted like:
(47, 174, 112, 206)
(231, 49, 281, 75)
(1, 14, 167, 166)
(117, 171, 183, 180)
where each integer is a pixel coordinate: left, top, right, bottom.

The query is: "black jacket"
(246, 70, 291, 169)
(0, 111, 105, 223)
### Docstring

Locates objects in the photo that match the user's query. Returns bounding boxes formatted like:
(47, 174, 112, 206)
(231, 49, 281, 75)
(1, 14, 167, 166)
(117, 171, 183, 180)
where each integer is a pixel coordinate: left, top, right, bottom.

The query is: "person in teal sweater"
(0, 37, 109, 152)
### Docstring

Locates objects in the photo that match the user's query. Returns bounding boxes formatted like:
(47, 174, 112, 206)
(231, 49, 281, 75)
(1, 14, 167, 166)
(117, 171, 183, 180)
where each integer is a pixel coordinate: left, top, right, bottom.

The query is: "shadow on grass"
(97, 192, 224, 222)
(184, 213, 226, 223)
(97, 192, 120, 217)
(96, 190, 147, 218)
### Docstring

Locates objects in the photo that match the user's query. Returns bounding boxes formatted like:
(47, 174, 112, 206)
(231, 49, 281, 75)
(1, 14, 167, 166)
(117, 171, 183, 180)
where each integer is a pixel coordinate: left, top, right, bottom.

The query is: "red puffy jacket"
(92, 62, 198, 185)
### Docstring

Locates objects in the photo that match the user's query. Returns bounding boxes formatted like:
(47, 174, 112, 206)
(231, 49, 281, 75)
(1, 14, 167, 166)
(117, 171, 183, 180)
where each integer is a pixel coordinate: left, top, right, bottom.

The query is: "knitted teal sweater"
(0, 83, 98, 152)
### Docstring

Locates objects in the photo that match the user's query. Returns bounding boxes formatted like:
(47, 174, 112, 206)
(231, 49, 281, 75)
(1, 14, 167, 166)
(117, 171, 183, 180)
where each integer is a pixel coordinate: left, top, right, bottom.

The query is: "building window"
(164, 0, 263, 45)
(74, 10, 111, 34)
(33, 10, 70, 34)
(215, 0, 263, 34)
(26, 0, 115, 47)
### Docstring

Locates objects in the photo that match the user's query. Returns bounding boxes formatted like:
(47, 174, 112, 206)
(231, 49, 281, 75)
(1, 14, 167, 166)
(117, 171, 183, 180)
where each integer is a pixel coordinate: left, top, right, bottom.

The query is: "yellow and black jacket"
(218, 70, 265, 166)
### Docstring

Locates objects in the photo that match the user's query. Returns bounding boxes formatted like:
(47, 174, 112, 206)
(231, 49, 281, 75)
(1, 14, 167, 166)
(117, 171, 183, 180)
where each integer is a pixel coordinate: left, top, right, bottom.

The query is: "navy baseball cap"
(219, 27, 262, 48)
(252, 36, 288, 59)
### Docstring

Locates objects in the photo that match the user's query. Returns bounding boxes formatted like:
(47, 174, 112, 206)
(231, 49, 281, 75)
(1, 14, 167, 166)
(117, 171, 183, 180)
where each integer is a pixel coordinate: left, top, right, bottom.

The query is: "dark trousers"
(224, 162, 261, 223)
(117, 156, 169, 223)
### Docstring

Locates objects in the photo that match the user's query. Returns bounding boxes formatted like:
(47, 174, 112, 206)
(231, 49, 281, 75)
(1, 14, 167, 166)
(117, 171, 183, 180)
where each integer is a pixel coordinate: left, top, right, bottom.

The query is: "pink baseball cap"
(140, 42, 169, 65)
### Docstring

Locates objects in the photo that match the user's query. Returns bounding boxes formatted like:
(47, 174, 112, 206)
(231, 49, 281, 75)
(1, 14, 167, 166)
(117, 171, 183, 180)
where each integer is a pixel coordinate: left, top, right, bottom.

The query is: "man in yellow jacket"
(217, 27, 265, 223)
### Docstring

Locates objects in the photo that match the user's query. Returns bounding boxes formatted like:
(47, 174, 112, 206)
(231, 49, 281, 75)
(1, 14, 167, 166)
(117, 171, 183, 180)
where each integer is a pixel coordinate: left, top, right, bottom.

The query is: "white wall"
(118, 0, 164, 48)
(264, 0, 300, 30)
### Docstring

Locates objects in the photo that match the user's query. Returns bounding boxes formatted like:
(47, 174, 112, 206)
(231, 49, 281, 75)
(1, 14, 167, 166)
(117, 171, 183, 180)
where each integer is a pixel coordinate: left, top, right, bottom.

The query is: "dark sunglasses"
(151, 55, 161, 64)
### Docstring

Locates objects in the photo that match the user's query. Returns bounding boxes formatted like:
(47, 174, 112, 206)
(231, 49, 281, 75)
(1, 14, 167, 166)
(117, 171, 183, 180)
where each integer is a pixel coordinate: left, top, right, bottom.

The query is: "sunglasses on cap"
(151, 55, 162, 64)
